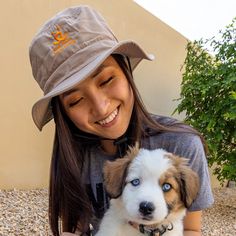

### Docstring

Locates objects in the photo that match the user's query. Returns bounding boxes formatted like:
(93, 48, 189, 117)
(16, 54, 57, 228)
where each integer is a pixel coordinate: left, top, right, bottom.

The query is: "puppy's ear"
(168, 154, 200, 208)
(103, 157, 131, 198)
(178, 163, 200, 208)
(103, 144, 139, 199)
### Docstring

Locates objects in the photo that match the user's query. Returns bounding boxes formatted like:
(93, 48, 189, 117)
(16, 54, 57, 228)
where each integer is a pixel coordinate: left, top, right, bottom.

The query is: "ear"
(103, 144, 139, 199)
(103, 157, 131, 198)
(178, 164, 200, 208)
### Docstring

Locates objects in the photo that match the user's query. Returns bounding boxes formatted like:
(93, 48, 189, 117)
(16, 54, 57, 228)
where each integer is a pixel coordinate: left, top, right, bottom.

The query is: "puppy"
(95, 146, 199, 236)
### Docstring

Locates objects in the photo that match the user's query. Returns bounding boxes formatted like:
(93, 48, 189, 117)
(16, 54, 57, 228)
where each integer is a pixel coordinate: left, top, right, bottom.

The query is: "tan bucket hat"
(29, 5, 154, 130)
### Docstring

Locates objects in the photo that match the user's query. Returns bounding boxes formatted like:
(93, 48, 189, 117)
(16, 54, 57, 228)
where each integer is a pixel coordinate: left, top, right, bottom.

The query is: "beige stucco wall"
(0, 0, 219, 189)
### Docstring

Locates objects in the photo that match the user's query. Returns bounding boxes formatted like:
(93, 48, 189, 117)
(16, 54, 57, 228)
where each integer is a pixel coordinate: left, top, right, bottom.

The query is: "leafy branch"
(174, 17, 236, 184)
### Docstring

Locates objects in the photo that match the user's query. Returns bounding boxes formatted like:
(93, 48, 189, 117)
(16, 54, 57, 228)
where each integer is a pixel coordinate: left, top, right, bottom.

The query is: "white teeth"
(98, 108, 118, 125)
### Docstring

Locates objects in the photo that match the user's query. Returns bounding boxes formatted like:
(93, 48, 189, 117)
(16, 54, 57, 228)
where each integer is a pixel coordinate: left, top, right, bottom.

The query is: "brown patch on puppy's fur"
(103, 144, 139, 198)
(164, 154, 200, 208)
(159, 168, 186, 215)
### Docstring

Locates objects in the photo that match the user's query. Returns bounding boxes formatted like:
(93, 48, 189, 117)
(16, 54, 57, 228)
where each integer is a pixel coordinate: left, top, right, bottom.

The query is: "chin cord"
(74, 131, 129, 157)
(113, 136, 128, 157)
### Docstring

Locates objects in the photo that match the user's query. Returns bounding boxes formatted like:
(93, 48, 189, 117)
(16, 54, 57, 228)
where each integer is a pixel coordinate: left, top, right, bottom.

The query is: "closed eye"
(69, 98, 83, 107)
(100, 77, 114, 86)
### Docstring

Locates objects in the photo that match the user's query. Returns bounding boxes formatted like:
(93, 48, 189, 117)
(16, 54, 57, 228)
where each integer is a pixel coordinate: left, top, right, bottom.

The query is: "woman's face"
(59, 56, 134, 140)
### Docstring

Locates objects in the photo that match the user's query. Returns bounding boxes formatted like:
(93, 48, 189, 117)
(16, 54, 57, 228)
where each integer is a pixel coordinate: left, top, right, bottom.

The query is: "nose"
(89, 90, 110, 116)
(139, 201, 155, 216)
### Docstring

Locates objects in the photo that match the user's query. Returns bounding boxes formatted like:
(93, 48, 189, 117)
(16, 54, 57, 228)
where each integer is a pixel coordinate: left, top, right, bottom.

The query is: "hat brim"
(32, 40, 154, 130)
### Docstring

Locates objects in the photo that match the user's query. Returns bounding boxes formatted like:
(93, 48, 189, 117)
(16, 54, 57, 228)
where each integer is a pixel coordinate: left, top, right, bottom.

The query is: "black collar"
(130, 221, 174, 236)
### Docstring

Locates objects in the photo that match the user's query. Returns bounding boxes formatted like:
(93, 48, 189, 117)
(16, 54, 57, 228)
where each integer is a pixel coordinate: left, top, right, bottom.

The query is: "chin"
(100, 126, 128, 140)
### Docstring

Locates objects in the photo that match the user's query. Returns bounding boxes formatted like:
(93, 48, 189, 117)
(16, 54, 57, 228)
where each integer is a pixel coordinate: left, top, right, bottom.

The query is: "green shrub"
(174, 17, 236, 184)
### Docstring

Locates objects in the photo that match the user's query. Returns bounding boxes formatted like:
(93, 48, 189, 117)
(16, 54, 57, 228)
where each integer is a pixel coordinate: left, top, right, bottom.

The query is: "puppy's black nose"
(139, 201, 155, 215)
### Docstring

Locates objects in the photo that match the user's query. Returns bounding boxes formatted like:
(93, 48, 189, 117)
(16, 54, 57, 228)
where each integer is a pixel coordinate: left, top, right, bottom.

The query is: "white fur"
(96, 149, 187, 236)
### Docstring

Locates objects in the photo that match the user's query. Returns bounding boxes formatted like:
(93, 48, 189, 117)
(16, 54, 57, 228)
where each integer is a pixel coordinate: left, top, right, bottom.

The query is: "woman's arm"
(184, 211, 202, 236)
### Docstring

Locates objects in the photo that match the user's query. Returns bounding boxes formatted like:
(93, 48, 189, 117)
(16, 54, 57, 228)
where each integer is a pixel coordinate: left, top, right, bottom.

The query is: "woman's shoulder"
(145, 114, 205, 159)
(150, 114, 178, 125)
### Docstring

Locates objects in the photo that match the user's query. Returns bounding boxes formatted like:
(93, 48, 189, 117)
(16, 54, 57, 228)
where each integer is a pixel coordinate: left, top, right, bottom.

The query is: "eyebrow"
(61, 64, 109, 100)
(91, 64, 108, 78)
(61, 87, 79, 100)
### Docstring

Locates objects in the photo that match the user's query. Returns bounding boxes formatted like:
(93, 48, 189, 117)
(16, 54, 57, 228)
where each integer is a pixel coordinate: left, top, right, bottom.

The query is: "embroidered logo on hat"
(51, 25, 76, 54)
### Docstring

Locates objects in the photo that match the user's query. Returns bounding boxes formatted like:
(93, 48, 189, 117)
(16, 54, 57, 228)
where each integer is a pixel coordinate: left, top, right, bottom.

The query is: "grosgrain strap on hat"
(29, 5, 154, 130)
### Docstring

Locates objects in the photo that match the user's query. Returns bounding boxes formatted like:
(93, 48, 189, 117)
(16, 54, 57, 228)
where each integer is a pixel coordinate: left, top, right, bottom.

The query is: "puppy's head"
(103, 146, 200, 224)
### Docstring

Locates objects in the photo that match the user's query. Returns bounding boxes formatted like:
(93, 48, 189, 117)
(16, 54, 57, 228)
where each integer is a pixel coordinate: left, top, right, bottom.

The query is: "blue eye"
(130, 179, 140, 186)
(162, 183, 172, 192)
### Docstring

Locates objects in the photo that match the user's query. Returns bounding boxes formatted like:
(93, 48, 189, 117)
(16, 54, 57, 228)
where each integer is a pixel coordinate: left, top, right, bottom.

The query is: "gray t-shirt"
(82, 115, 214, 228)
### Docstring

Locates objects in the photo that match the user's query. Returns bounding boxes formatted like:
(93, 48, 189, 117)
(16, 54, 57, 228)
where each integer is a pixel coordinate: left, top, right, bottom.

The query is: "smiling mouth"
(97, 107, 119, 125)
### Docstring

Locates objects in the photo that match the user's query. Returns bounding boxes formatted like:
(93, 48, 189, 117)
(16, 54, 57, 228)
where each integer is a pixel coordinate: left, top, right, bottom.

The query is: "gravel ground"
(201, 187, 236, 236)
(0, 187, 235, 236)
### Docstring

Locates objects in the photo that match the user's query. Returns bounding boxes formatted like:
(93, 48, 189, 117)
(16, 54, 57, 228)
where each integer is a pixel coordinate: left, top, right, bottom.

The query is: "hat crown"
(29, 5, 117, 92)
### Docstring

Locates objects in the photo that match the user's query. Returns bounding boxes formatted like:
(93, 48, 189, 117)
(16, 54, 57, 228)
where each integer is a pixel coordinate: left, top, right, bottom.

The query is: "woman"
(29, 5, 214, 236)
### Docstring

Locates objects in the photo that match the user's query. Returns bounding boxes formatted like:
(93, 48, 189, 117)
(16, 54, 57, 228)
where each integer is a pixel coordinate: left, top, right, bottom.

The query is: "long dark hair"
(49, 54, 206, 235)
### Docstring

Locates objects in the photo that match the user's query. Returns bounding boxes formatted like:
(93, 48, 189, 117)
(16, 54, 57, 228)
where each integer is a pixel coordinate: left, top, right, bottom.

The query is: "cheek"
(127, 86, 134, 108)
(67, 109, 89, 131)
(159, 173, 184, 212)
(164, 190, 178, 204)
(163, 186, 183, 211)
(123, 84, 134, 106)
(110, 79, 134, 106)
(122, 185, 141, 215)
